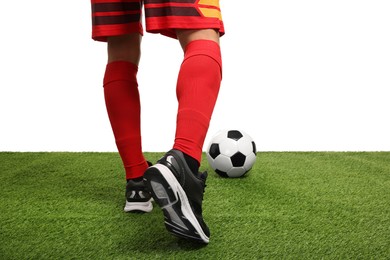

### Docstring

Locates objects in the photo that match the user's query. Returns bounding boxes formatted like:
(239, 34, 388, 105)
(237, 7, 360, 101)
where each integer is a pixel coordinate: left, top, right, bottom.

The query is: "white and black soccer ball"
(206, 130, 257, 178)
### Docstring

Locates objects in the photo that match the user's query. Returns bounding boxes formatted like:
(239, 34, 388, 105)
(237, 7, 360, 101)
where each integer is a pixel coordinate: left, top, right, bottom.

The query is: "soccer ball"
(206, 130, 257, 178)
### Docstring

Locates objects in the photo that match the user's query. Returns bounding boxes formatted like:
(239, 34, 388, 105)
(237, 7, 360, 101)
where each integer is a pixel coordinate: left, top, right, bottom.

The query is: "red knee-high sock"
(103, 61, 148, 180)
(173, 40, 222, 164)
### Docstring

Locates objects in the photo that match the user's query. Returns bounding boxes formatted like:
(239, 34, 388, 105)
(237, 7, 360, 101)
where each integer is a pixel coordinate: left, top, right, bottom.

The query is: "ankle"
(182, 152, 200, 175)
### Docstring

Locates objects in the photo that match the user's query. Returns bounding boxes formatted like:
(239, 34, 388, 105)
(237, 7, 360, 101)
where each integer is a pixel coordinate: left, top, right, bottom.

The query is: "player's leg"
(105, 34, 152, 213)
(91, 0, 152, 212)
(173, 28, 222, 169)
(144, 32, 222, 242)
(143, 0, 224, 243)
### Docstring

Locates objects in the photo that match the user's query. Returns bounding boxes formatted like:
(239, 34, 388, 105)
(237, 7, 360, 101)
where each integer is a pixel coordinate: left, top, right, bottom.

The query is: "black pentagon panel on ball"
(231, 152, 246, 167)
(252, 141, 257, 154)
(209, 143, 221, 159)
(215, 169, 229, 178)
(227, 130, 243, 141)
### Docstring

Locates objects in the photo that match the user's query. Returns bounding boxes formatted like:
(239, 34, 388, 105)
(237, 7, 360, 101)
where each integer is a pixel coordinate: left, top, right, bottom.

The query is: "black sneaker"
(143, 149, 210, 244)
(124, 178, 153, 213)
(124, 161, 153, 213)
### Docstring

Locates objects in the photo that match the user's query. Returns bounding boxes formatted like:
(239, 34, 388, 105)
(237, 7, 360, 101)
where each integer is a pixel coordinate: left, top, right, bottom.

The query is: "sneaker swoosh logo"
(167, 155, 174, 164)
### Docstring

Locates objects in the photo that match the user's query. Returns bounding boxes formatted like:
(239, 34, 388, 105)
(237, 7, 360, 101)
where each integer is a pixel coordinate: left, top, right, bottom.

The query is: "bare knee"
(107, 34, 142, 65)
(176, 29, 220, 51)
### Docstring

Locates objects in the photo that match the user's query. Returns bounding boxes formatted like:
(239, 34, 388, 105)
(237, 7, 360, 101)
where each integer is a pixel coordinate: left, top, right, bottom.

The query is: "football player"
(91, 0, 224, 244)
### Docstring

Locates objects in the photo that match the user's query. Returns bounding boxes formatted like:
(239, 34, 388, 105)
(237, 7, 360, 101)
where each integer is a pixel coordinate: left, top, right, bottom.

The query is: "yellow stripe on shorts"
(199, 8, 222, 20)
(198, 0, 222, 20)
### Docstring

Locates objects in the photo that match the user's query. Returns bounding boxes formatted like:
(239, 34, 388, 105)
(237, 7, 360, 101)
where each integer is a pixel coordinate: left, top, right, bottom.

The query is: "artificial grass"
(0, 152, 389, 259)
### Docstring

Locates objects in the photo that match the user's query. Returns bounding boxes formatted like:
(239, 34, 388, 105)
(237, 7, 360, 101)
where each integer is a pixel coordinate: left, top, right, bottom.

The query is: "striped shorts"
(91, 0, 224, 41)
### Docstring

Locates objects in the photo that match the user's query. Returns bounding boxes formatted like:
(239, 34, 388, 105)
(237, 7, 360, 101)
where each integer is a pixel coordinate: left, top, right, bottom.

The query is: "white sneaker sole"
(124, 199, 153, 213)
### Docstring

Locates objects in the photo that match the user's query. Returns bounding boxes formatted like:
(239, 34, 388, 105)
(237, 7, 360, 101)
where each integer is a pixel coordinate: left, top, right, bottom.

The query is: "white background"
(1, 0, 389, 152)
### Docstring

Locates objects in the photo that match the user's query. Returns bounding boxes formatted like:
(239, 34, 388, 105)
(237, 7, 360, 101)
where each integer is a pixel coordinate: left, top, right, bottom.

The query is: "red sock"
(173, 40, 222, 163)
(103, 61, 148, 180)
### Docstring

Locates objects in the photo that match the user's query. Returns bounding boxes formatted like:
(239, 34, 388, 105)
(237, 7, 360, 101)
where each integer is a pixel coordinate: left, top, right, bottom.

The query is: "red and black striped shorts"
(91, 0, 224, 41)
